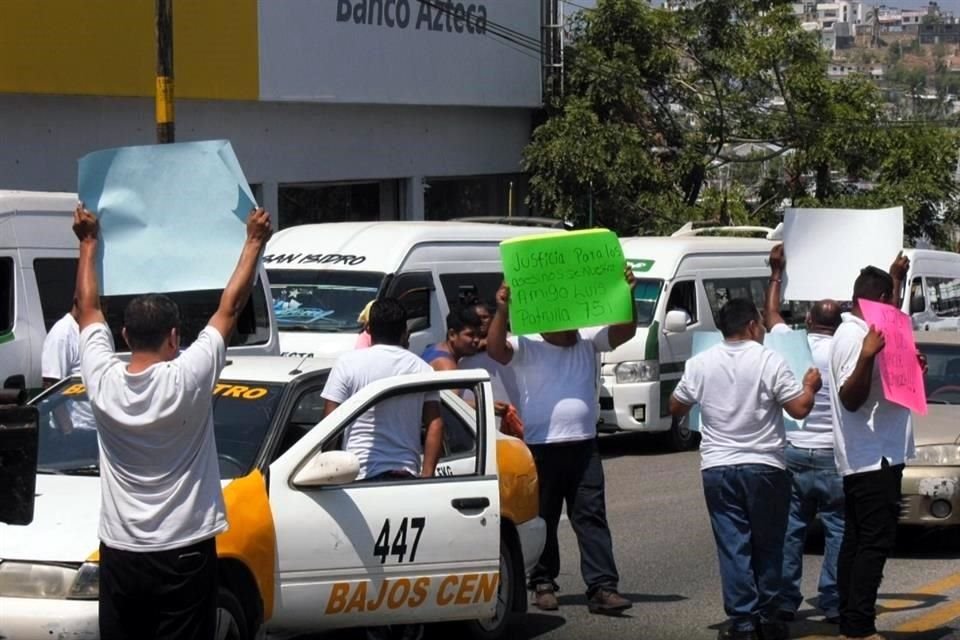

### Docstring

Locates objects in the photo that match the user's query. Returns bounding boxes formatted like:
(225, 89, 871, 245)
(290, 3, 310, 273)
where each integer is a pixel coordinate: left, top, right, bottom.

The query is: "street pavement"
(510, 433, 960, 640)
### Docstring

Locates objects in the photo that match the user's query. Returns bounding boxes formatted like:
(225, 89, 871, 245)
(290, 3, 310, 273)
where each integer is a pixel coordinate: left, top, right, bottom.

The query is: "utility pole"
(155, 0, 174, 143)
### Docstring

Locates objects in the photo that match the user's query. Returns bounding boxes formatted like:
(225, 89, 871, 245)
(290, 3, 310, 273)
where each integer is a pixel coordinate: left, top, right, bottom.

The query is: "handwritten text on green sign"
(500, 229, 633, 335)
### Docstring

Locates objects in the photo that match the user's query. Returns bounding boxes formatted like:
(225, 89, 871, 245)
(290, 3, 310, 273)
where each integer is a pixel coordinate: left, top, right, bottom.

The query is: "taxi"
(0, 357, 546, 640)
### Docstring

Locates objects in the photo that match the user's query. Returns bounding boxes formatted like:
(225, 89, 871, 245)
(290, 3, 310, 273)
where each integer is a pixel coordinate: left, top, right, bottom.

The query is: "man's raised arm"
(73, 205, 106, 331)
(207, 208, 273, 341)
(486, 283, 515, 365)
(764, 244, 787, 330)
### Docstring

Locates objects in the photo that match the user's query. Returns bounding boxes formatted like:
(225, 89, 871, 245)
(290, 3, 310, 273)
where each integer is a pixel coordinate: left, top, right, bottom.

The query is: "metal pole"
(155, 0, 174, 143)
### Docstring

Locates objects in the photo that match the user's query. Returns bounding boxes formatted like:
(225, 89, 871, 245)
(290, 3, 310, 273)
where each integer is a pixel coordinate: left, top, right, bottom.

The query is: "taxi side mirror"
(292, 450, 360, 487)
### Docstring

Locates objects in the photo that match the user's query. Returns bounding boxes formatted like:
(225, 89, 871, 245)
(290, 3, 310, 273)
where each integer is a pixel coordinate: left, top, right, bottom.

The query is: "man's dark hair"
(446, 304, 483, 334)
(853, 266, 894, 303)
(368, 298, 408, 345)
(123, 294, 181, 351)
(717, 298, 762, 338)
(810, 300, 842, 331)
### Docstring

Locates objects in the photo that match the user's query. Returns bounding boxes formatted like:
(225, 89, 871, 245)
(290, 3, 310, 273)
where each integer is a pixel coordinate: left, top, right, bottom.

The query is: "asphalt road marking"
(793, 571, 960, 639)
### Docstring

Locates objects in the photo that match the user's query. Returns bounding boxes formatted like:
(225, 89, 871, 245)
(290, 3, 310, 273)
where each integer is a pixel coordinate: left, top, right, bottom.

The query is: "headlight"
(908, 445, 960, 466)
(0, 561, 99, 599)
(614, 360, 660, 383)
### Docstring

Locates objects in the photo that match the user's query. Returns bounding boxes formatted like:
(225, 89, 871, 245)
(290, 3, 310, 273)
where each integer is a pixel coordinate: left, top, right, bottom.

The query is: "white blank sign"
(783, 207, 904, 301)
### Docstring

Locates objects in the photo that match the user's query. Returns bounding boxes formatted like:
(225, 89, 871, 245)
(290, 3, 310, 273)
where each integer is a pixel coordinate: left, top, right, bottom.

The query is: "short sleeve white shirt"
(673, 340, 804, 470)
(321, 344, 437, 480)
(80, 323, 228, 552)
(828, 312, 914, 476)
(459, 351, 520, 406)
(507, 328, 610, 445)
(41, 313, 81, 380)
(770, 324, 835, 449)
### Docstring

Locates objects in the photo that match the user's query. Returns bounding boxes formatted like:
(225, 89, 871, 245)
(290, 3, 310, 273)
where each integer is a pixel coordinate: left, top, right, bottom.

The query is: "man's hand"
(73, 204, 99, 243)
(769, 244, 785, 276)
(494, 401, 509, 417)
(802, 367, 822, 393)
(624, 264, 638, 290)
(861, 326, 886, 358)
(246, 207, 273, 246)
(889, 251, 910, 282)
(496, 282, 511, 311)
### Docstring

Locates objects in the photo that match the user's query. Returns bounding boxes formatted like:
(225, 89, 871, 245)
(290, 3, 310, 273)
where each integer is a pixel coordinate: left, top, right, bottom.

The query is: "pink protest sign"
(859, 299, 928, 415)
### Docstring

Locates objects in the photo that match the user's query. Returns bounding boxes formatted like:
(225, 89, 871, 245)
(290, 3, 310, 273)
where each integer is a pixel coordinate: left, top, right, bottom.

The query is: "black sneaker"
(776, 610, 796, 622)
(587, 589, 632, 615)
(717, 628, 759, 640)
(758, 620, 789, 640)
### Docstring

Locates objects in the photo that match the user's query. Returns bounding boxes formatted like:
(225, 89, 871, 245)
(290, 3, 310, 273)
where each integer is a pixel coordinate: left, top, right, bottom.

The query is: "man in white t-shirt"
(41, 300, 98, 456)
(829, 265, 916, 640)
(73, 204, 273, 640)
(486, 267, 638, 616)
(322, 297, 444, 481)
(670, 298, 821, 640)
(763, 245, 844, 624)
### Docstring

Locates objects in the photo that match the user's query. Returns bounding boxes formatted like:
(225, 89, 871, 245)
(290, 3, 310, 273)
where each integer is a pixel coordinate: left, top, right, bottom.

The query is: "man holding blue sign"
(764, 245, 845, 625)
(670, 299, 821, 640)
(486, 266, 637, 616)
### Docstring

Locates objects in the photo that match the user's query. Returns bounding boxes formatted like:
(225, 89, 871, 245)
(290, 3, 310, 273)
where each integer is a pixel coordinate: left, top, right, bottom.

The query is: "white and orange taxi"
(0, 357, 545, 640)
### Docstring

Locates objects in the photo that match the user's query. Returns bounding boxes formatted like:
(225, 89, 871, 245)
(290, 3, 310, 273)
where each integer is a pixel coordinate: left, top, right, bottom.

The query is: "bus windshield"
(268, 269, 385, 333)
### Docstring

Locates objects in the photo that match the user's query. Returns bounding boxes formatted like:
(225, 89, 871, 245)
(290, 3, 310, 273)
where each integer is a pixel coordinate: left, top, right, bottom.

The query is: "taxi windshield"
(33, 380, 285, 479)
(634, 279, 663, 327)
(268, 269, 384, 333)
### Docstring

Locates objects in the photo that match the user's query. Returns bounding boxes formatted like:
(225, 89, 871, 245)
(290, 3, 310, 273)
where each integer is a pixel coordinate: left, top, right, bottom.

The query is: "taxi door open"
(267, 370, 501, 632)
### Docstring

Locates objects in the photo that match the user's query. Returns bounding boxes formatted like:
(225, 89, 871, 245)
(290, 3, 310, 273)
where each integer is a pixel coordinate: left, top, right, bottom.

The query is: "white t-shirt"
(80, 323, 228, 552)
(42, 313, 81, 380)
(507, 328, 610, 445)
(770, 324, 835, 449)
(321, 344, 438, 480)
(828, 312, 914, 476)
(673, 340, 804, 470)
(459, 351, 520, 406)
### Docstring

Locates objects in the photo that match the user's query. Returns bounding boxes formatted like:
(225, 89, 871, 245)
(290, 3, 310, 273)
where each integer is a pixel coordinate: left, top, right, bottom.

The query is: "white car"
(0, 357, 545, 640)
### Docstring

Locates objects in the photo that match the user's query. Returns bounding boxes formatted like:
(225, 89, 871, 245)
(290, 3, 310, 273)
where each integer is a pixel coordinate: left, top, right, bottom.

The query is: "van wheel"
(465, 534, 521, 640)
(216, 586, 249, 640)
(667, 414, 700, 451)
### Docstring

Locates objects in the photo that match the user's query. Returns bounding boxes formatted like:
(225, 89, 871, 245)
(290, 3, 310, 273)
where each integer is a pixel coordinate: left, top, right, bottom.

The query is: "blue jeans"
(779, 445, 845, 618)
(702, 464, 791, 632)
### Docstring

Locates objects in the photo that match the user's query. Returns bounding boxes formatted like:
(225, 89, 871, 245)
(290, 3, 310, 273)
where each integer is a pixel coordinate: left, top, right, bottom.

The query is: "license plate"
(918, 477, 958, 499)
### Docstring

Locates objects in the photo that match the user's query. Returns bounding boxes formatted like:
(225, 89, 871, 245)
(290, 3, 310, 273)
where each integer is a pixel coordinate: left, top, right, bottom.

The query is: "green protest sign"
(500, 229, 632, 335)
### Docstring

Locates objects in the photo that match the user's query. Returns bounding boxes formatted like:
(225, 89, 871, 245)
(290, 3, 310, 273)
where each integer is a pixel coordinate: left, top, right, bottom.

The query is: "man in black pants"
(74, 204, 272, 640)
(828, 265, 917, 640)
(487, 266, 637, 615)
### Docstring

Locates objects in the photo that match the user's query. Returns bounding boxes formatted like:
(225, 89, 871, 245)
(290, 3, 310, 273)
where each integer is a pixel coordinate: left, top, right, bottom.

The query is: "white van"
(903, 248, 960, 331)
(263, 221, 548, 358)
(599, 234, 787, 449)
(0, 190, 280, 395)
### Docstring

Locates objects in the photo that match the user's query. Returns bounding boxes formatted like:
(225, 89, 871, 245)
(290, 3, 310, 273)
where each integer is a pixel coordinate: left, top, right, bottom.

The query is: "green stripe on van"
(0, 330, 13, 345)
(644, 321, 659, 360)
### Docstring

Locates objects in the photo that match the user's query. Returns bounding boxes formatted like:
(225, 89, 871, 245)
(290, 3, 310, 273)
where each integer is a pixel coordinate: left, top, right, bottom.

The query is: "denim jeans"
(779, 445, 845, 618)
(702, 464, 791, 632)
(528, 438, 620, 596)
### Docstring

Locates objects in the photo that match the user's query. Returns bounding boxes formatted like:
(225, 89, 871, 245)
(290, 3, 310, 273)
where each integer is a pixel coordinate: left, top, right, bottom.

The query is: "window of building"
(424, 174, 529, 221)
(279, 182, 385, 228)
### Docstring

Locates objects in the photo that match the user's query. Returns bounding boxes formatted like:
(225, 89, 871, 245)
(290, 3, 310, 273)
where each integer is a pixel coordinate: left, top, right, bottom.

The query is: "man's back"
(81, 324, 227, 551)
(322, 344, 435, 479)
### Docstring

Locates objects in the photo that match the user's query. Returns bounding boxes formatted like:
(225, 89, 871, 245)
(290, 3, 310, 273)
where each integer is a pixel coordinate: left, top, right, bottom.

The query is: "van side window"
(439, 273, 503, 307)
(703, 277, 767, 322)
(927, 276, 960, 317)
(1, 257, 14, 335)
(666, 281, 698, 324)
(909, 277, 926, 314)
(33, 258, 77, 331)
(386, 272, 434, 331)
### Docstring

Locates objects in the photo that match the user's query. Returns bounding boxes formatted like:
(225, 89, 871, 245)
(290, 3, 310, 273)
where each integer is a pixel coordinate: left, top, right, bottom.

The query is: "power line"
(416, 0, 543, 55)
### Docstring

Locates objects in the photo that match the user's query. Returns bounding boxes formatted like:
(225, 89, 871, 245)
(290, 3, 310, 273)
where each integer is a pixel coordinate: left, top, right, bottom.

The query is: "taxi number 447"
(374, 517, 426, 564)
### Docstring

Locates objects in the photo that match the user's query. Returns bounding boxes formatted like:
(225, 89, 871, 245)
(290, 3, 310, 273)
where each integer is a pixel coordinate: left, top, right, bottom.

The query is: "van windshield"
(268, 269, 384, 333)
(634, 279, 662, 327)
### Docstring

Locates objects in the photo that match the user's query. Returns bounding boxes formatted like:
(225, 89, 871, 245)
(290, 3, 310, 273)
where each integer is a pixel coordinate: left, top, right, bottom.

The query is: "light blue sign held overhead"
(686, 329, 814, 433)
(78, 140, 257, 296)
